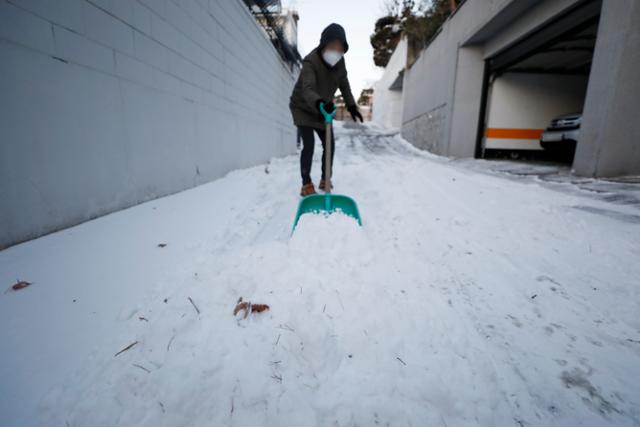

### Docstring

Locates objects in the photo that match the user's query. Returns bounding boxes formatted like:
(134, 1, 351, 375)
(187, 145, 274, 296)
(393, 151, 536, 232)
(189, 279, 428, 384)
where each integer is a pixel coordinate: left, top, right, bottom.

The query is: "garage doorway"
(476, 0, 602, 163)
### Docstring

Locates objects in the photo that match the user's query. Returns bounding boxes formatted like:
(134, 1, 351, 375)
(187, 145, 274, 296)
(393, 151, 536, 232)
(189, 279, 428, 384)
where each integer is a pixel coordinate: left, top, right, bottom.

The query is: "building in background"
(357, 88, 374, 122)
(334, 94, 349, 121)
(373, 0, 640, 178)
(0, 0, 300, 248)
(245, 0, 301, 70)
(334, 88, 373, 122)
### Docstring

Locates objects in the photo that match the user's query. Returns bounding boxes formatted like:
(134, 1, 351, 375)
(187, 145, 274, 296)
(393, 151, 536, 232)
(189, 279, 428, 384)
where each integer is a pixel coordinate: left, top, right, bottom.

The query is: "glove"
(316, 100, 335, 114)
(348, 105, 363, 122)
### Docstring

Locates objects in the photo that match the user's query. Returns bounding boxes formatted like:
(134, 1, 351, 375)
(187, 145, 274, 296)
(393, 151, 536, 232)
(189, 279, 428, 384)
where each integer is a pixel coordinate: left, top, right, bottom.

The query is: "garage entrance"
(476, 0, 602, 162)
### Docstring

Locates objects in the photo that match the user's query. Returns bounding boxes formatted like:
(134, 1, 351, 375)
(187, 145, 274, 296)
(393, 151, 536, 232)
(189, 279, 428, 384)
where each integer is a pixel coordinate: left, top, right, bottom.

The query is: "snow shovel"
(292, 102, 362, 232)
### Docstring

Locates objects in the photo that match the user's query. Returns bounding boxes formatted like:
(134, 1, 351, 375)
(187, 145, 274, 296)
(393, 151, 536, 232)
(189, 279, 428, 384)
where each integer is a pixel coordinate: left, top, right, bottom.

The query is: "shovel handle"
(319, 102, 336, 124)
(320, 102, 335, 195)
(325, 121, 332, 194)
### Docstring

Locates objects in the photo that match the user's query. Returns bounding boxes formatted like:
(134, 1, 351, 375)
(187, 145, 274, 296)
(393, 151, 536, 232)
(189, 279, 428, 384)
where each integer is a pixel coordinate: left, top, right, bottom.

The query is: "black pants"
(299, 125, 335, 185)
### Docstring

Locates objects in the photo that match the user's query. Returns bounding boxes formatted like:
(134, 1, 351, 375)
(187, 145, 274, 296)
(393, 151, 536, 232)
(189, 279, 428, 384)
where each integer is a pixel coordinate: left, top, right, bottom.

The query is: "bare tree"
(371, 0, 456, 67)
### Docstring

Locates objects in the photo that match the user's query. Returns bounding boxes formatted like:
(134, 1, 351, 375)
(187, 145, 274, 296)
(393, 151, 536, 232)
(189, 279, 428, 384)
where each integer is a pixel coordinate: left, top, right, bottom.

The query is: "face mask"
(322, 50, 343, 67)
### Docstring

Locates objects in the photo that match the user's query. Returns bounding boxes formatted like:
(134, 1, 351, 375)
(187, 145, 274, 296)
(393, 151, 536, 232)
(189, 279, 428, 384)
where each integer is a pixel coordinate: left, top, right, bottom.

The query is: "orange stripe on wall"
(485, 128, 544, 139)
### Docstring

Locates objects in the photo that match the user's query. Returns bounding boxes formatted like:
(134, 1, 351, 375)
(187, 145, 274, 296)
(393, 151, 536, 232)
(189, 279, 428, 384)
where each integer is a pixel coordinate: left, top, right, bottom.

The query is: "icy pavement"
(1, 122, 639, 427)
(454, 158, 640, 216)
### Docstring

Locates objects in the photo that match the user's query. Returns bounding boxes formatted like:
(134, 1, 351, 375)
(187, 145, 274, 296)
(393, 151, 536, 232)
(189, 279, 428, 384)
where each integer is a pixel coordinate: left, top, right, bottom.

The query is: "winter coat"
(289, 24, 356, 129)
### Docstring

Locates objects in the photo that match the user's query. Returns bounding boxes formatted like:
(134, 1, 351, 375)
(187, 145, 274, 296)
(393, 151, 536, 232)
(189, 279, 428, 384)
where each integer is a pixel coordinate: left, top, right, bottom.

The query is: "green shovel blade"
(292, 193, 362, 232)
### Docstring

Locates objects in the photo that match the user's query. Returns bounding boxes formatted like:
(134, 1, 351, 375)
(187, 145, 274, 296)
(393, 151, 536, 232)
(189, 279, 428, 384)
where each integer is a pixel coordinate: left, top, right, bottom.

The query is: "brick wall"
(0, 0, 298, 248)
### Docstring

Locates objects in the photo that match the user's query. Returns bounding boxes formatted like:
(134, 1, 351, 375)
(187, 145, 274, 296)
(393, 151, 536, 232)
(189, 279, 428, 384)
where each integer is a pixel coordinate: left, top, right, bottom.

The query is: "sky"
(283, 0, 387, 99)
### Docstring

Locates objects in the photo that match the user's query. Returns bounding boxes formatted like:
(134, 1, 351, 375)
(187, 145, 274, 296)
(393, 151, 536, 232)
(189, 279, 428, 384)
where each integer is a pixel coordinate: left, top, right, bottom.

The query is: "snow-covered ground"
(1, 122, 639, 427)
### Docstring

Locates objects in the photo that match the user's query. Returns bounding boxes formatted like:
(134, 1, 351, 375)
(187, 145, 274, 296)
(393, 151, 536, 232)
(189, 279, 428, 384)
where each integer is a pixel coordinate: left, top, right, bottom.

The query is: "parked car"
(540, 113, 581, 150)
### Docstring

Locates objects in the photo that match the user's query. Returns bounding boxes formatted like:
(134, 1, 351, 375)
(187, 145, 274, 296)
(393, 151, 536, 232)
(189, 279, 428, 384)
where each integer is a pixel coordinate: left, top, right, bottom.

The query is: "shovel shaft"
(325, 122, 332, 194)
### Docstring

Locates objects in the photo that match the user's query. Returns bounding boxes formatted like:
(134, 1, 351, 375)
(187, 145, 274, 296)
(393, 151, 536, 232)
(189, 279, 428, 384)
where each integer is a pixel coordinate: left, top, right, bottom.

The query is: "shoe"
(318, 179, 334, 191)
(300, 182, 317, 196)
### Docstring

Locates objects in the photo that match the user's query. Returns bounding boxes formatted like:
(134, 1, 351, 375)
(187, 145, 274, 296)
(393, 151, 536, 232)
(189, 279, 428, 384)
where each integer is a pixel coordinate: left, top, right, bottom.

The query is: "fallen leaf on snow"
(9, 280, 32, 292)
(233, 301, 270, 318)
(234, 302, 250, 318)
(251, 304, 270, 313)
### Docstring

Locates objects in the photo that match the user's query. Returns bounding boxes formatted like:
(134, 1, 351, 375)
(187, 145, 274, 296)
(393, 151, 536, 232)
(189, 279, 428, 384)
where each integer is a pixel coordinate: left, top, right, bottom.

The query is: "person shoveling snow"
(289, 23, 363, 230)
(289, 23, 363, 197)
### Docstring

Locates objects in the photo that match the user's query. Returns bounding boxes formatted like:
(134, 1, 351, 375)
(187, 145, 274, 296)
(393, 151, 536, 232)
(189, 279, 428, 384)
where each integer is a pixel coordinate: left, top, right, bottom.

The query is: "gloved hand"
(316, 100, 335, 114)
(348, 105, 363, 122)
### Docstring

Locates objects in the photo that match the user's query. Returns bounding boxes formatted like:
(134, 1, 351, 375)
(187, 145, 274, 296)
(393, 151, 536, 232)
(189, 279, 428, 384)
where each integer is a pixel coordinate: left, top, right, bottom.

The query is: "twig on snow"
(335, 290, 344, 310)
(275, 334, 281, 346)
(188, 297, 200, 315)
(132, 363, 151, 373)
(277, 324, 294, 332)
(396, 356, 406, 366)
(167, 334, 176, 352)
(158, 401, 165, 413)
(114, 341, 138, 357)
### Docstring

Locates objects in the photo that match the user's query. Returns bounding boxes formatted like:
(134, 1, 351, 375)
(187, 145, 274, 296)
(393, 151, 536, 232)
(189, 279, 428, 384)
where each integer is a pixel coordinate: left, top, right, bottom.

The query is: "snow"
(1, 122, 640, 426)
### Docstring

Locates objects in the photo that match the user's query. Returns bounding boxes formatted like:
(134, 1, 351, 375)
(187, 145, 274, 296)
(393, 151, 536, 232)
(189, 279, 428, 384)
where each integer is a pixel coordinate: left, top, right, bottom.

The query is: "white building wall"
(0, 0, 297, 249)
(372, 37, 407, 130)
(484, 73, 588, 150)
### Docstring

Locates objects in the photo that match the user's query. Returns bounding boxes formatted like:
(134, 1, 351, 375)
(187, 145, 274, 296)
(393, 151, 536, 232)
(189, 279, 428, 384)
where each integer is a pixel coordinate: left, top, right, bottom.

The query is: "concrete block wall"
(401, 103, 448, 153)
(0, 0, 298, 248)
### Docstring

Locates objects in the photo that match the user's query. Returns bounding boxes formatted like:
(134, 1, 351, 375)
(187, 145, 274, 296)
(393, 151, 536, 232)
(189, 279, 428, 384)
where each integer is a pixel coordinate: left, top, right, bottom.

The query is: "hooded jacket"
(289, 24, 356, 129)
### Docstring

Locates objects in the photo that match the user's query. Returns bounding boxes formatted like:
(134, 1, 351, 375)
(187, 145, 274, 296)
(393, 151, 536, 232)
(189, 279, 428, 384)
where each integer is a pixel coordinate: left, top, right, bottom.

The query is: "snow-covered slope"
(1, 123, 639, 426)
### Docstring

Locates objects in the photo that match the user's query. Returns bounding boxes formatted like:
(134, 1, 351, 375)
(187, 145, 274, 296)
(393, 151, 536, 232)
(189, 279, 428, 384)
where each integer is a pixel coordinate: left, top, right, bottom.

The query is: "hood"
(319, 23, 349, 53)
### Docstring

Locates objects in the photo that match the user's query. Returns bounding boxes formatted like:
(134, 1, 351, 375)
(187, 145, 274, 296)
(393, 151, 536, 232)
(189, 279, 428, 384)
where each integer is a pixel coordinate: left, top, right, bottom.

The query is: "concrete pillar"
(448, 45, 485, 158)
(573, 0, 640, 177)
